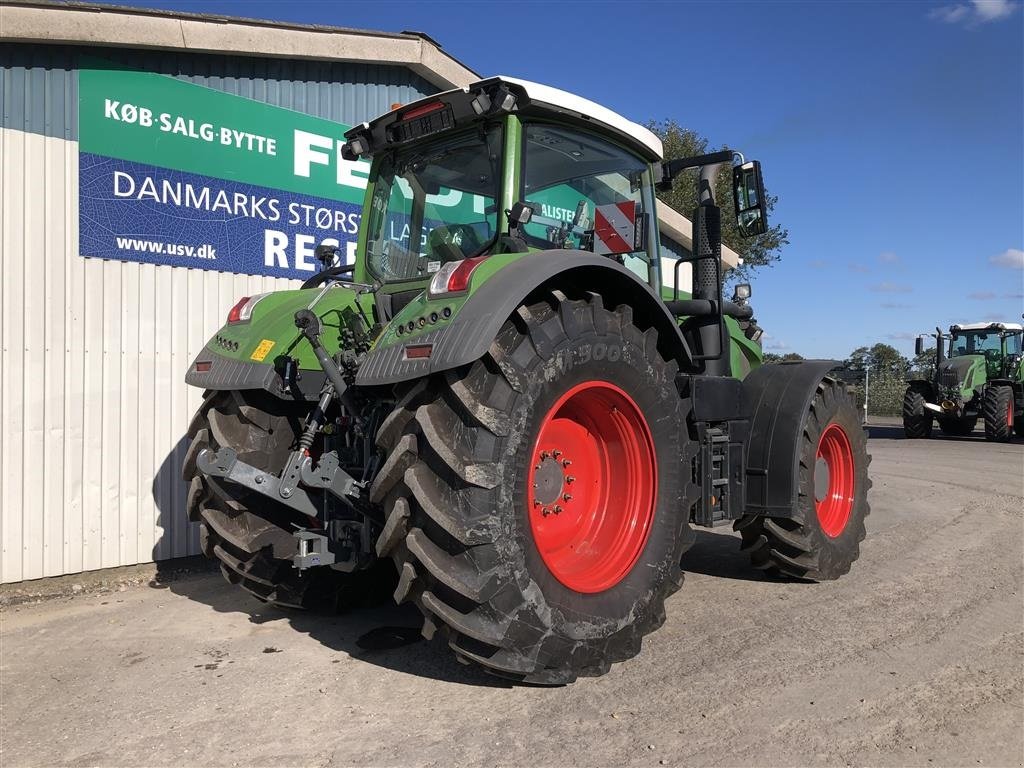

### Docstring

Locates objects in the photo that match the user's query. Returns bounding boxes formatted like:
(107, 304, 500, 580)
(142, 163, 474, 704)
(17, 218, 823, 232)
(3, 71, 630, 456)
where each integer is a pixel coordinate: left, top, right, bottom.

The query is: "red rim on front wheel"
(526, 381, 656, 594)
(814, 423, 856, 538)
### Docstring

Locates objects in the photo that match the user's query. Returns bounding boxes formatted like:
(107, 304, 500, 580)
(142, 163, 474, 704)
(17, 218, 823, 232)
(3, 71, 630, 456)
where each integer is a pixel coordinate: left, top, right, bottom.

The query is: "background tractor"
(183, 77, 871, 683)
(903, 322, 1024, 441)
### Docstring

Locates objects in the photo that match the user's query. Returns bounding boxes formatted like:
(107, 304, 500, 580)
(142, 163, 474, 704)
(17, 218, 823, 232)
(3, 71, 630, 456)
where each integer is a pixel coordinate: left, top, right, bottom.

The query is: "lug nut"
(540, 450, 550, 459)
(553, 505, 563, 514)
(562, 459, 572, 467)
(566, 475, 575, 484)
(562, 493, 573, 502)
(552, 449, 562, 458)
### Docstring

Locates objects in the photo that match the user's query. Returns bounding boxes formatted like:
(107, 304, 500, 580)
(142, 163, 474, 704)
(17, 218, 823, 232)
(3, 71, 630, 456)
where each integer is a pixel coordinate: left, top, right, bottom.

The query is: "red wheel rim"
(526, 381, 656, 593)
(814, 423, 855, 538)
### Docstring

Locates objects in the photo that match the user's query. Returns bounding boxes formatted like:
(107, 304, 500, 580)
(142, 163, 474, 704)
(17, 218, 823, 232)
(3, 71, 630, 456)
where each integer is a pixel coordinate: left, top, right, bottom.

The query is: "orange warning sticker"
(250, 339, 275, 362)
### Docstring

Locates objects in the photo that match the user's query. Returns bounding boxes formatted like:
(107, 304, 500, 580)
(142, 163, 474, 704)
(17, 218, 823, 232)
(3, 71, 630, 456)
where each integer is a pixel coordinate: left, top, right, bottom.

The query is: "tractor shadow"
(867, 424, 996, 443)
(150, 442, 505, 687)
(680, 529, 773, 582)
(151, 563, 512, 688)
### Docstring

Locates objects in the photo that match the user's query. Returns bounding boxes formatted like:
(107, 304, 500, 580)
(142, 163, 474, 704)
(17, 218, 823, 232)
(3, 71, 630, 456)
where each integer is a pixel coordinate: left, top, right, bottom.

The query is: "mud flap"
(742, 360, 840, 519)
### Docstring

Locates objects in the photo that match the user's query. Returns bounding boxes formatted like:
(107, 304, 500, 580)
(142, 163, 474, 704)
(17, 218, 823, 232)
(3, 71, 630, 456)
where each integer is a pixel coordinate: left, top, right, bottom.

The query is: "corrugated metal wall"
(0, 43, 437, 583)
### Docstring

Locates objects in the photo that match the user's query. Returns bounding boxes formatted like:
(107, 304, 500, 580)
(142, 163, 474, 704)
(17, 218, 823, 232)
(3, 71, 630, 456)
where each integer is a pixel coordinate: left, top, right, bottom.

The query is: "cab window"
(521, 123, 656, 282)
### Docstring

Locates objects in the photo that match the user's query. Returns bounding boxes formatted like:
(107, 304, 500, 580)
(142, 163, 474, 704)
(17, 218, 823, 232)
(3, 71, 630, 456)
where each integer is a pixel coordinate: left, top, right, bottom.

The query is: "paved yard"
(2, 424, 1022, 767)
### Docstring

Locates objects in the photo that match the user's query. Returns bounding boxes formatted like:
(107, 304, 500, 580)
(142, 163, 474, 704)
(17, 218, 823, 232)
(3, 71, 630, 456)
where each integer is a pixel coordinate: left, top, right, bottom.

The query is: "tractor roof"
(951, 322, 1024, 332)
(495, 77, 663, 160)
(345, 76, 664, 163)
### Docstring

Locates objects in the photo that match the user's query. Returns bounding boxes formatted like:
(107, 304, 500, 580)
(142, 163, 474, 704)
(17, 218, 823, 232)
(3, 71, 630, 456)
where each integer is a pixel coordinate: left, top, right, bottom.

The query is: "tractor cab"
(342, 77, 739, 296)
(947, 322, 1024, 380)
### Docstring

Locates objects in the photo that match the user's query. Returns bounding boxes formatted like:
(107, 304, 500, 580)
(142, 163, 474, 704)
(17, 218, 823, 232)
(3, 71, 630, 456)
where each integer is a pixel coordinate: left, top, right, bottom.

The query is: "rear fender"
(742, 360, 841, 519)
(355, 251, 692, 386)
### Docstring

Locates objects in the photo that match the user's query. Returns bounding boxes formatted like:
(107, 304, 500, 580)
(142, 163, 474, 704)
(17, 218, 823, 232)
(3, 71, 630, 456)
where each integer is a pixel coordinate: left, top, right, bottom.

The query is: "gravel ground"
(2, 422, 1022, 767)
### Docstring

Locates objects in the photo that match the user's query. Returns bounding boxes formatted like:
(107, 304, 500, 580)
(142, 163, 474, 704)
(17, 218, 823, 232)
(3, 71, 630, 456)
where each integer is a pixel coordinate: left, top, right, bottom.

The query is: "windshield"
(949, 331, 1004, 357)
(364, 126, 502, 283)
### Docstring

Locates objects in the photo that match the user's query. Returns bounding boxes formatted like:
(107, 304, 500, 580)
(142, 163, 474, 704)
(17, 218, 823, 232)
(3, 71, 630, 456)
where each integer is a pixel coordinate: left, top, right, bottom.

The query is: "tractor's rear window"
(364, 126, 502, 283)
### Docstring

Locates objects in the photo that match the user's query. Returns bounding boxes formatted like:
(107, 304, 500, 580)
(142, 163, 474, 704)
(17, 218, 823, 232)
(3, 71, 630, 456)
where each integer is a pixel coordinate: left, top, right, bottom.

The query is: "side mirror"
(915, 335, 925, 356)
(314, 243, 339, 271)
(732, 283, 752, 305)
(572, 199, 589, 230)
(732, 160, 768, 237)
(508, 201, 534, 228)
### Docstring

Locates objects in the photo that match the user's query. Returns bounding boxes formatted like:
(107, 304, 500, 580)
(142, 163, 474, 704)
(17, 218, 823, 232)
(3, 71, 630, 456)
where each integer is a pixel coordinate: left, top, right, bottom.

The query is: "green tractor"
(903, 322, 1024, 441)
(183, 77, 870, 683)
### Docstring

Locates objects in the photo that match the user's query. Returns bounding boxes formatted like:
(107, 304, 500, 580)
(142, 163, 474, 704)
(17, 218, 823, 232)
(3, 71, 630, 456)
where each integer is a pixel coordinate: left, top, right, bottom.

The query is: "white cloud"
(870, 282, 913, 294)
(878, 251, 901, 263)
(848, 262, 870, 274)
(968, 291, 997, 299)
(761, 333, 789, 351)
(973, 0, 1019, 20)
(989, 248, 1024, 269)
(887, 332, 919, 341)
(930, 0, 1020, 25)
(880, 302, 914, 309)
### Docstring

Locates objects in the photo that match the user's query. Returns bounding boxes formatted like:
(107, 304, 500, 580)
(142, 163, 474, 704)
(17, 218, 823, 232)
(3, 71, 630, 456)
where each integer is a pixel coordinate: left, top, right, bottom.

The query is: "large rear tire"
(183, 390, 393, 610)
(983, 385, 1015, 442)
(735, 377, 870, 580)
(902, 383, 933, 439)
(370, 293, 698, 683)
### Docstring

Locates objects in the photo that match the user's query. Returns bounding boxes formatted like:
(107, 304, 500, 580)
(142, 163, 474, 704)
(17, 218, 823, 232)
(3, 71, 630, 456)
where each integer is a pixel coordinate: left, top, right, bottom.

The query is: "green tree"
(843, 344, 908, 377)
(910, 348, 937, 379)
(845, 346, 871, 372)
(648, 120, 789, 284)
(868, 343, 909, 378)
(763, 352, 804, 363)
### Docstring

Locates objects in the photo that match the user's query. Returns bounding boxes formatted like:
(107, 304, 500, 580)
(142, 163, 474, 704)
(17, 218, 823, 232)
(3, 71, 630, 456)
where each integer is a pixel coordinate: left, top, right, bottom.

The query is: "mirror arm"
(656, 150, 737, 190)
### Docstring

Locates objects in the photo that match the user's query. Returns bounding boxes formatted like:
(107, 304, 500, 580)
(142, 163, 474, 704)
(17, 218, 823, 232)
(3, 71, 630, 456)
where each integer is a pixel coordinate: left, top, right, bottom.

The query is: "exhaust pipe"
(923, 402, 943, 414)
(935, 326, 946, 364)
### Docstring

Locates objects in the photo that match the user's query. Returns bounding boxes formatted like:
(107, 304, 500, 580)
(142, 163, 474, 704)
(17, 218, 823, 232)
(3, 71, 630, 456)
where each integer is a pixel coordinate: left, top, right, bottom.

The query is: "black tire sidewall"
(903, 383, 933, 437)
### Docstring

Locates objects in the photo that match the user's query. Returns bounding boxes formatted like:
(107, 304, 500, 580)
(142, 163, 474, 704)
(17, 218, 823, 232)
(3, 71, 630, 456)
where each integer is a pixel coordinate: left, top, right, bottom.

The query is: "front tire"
(983, 385, 1015, 442)
(370, 294, 698, 683)
(902, 383, 933, 439)
(736, 377, 870, 580)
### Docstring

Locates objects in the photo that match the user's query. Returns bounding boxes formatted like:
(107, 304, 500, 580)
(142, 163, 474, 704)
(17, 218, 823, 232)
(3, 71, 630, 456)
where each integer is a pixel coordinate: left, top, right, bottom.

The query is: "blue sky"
(106, 0, 1023, 359)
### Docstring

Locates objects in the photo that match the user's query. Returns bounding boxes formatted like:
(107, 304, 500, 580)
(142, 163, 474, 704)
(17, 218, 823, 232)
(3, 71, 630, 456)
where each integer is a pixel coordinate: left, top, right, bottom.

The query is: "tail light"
(429, 256, 487, 296)
(226, 294, 267, 324)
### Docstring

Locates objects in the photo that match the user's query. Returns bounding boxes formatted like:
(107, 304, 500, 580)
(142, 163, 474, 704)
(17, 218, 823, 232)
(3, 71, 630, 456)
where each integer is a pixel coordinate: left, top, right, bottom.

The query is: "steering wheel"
(301, 263, 355, 289)
(427, 224, 483, 263)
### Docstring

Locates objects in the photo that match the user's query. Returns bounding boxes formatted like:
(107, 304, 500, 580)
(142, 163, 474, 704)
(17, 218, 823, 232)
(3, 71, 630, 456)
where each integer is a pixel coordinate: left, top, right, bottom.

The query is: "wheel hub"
(813, 457, 830, 503)
(533, 455, 567, 506)
(526, 381, 656, 594)
(814, 423, 855, 538)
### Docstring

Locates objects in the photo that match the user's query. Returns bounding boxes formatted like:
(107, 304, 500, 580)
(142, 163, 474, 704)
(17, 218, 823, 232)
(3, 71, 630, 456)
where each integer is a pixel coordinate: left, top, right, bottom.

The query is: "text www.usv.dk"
(115, 237, 217, 259)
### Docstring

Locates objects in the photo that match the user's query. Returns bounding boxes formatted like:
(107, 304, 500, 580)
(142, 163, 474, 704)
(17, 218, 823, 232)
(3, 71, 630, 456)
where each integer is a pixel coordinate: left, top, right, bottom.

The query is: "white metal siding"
(0, 42, 442, 583)
(0, 127, 298, 583)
